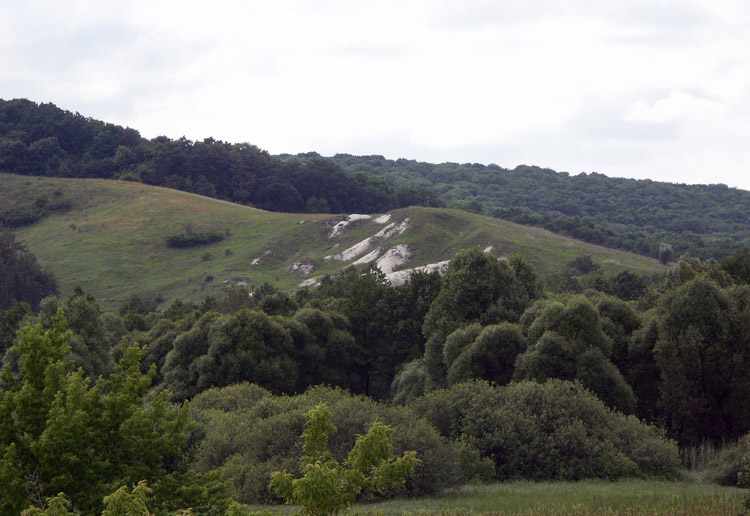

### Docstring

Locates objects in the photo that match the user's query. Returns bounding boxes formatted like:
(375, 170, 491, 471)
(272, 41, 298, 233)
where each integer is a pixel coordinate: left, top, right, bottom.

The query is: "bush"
(189, 385, 462, 504)
(166, 231, 224, 248)
(411, 380, 680, 481)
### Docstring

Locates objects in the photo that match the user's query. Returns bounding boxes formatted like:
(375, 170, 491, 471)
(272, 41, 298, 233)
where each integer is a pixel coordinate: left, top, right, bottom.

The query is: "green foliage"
(269, 403, 419, 516)
(0, 229, 58, 310)
(166, 231, 224, 249)
(514, 296, 636, 414)
(411, 380, 681, 481)
(101, 481, 152, 516)
(422, 249, 541, 390)
(21, 493, 76, 516)
(721, 246, 750, 284)
(0, 312, 229, 515)
(0, 301, 31, 355)
(445, 323, 526, 386)
(310, 265, 440, 399)
(189, 386, 460, 504)
(567, 254, 600, 274)
(652, 278, 750, 445)
(390, 359, 427, 405)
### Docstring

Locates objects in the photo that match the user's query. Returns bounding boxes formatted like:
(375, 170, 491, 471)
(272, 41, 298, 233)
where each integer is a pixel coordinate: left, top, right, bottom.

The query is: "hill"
(282, 153, 750, 260)
(2, 173, 666, 310)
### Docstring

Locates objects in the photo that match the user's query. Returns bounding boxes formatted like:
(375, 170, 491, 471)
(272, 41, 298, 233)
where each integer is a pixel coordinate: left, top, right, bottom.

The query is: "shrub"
(166, 231, 224, 248)
(411, 380, 680, 481)
(189, 386, 462, 504)
(270, 404, 419, 516)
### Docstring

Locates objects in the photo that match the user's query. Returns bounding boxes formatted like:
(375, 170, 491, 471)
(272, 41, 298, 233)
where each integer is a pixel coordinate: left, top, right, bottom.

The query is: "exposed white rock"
(385, 260, 451, 286)
(337, 237, 375, 261)
(290, 262, 314, 275)
(376, 245, 411, 274)
(353, 247, 383, 265)
(374, 214, 391, 224)
(325, 218, 410, 263)
(484, 245, 494, 253)
(251, 258, 261, 265)
(328, 214, 372, 238)
(299, 278, 321, 287)
(374, 218, 409, 239)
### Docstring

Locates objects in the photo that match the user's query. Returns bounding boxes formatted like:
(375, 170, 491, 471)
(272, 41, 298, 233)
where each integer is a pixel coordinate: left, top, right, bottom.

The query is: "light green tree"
(1, 311, 230, 515)
(270, 404, 419, 516)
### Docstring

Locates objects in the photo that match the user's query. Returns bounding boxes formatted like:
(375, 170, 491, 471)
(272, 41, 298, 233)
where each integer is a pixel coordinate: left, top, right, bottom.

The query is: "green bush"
(189, 385, 462, 504)
(166, 231, 224, 248)
(411, 380, 680, 481)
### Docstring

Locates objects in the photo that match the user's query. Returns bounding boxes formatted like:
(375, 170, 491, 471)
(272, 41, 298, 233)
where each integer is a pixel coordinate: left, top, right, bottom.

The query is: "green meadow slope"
(2, 173, 667, 310)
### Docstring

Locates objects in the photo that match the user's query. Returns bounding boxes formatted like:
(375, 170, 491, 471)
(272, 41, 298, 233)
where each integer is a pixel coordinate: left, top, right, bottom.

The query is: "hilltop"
(284, 153, 750, 259)
(2, 173, 665, 310)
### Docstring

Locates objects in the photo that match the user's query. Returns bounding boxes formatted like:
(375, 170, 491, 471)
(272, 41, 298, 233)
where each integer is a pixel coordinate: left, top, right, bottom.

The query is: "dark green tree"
(653, 278, 750, 445)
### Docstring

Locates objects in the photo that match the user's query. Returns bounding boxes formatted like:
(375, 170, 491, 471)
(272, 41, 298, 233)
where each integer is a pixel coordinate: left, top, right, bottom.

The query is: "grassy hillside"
(2, 173, 667, 310)
(286, 153, 750, 260)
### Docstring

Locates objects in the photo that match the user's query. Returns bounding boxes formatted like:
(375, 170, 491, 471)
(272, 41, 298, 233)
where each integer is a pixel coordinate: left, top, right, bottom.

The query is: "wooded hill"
(1, 173, 665, 311)
(2, 98, 748, 262)
(283, 153, 750, 260)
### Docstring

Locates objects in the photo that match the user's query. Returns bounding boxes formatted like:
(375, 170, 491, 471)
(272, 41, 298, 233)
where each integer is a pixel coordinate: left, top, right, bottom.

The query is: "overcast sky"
(2, 0, 750, 190)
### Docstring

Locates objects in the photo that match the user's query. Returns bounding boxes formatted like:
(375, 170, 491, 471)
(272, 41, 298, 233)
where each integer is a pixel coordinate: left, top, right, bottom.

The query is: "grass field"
(350, 481, 746, 516)
(247, 480, 746, 516)
(2, 173, 668, 311)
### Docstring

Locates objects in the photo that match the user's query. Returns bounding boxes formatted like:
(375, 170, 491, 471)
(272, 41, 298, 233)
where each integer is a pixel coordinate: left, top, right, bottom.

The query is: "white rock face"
(290, 262, 314, 275)
(325, 218, 410, 263)
(328, 214, 372, 238)
(385, 260, 451, 286)
(299, 277, 321, 287)
(353, 248, 383, 265)
(376, 245, 411, 274)
(374, 214, 391, 224)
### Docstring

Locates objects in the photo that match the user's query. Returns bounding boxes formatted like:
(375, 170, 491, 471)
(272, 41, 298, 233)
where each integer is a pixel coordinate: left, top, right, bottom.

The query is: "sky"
(2, 0, 750, 190)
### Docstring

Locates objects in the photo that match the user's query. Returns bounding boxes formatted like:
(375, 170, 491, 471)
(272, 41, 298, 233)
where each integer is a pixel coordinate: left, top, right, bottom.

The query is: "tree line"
(0, 99, 442, 215)
(298, 153, 750, 260)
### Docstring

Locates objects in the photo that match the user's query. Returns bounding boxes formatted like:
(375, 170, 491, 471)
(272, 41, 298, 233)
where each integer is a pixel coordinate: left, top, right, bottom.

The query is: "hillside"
(3, 99, 748, 263)
(2, 173, 666, 310)
(283, 153, 750, 260)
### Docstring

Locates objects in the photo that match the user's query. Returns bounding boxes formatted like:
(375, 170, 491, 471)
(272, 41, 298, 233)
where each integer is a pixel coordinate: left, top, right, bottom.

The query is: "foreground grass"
(350, 480, 747, 516)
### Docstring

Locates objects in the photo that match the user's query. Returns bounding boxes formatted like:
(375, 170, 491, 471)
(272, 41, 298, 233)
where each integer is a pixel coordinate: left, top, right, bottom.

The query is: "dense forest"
(0, 99, 442, 217)
(285, 153, 750, 260)
(1, 236, 749, 514)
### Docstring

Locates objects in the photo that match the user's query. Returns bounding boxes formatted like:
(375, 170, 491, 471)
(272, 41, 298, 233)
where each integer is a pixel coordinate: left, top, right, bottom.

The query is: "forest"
(1, 227, 749, 514)
(289, 153, 750, 260)
(0, 99, 442, 218)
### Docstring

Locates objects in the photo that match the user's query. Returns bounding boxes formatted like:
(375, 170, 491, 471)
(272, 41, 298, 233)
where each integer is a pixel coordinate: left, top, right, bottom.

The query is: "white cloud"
(624, 91, 721, 124)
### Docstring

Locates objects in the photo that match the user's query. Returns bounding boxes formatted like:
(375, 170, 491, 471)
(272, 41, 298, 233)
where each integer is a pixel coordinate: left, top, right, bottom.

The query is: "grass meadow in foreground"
(347, 480, 747, 516)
